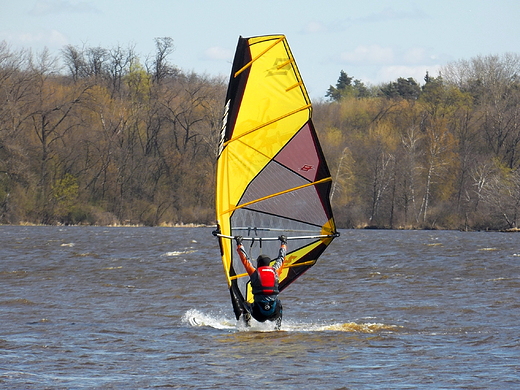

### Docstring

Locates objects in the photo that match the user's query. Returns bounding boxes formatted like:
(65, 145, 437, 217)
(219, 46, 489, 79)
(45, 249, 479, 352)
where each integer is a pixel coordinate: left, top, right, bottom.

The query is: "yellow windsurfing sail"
(214, 35, 339, 320)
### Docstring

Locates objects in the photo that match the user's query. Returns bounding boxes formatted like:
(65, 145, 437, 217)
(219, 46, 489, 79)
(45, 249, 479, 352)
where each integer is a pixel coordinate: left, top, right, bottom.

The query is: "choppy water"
(0, 226, 518, 389)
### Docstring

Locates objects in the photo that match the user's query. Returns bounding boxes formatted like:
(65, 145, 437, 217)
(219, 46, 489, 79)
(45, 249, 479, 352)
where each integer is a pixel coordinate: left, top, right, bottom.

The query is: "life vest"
(251, 266, 279, 295)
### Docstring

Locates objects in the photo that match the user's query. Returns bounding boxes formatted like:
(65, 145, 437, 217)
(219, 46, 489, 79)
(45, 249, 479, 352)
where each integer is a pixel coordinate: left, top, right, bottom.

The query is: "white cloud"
(5, 29, 68, 47)
(403, 47, 427, 64)
(302, 21, 327, 34)
(377, 64, 441, 84)
(47, 29, 68, 46)
(204, 46, 233, 61)
(340, 45, 395, 65)
(360, 7, 429, 23)
(29, 0, 99, 15)
(0, 29, 68, 53)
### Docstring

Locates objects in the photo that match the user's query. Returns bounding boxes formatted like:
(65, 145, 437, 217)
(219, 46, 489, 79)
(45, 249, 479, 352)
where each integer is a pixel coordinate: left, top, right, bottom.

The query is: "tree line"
(322, 54, 520, 230)
(1, 39, 519, 230)
(0, 38, 224, 226)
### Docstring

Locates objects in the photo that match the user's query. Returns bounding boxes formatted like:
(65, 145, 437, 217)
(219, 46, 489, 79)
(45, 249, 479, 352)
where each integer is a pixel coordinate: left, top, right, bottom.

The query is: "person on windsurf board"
(234, 235, 287, 329)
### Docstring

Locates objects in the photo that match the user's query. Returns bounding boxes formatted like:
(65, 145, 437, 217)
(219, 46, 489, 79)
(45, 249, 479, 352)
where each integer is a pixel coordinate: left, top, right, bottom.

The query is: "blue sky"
(2, 0, 520, 99)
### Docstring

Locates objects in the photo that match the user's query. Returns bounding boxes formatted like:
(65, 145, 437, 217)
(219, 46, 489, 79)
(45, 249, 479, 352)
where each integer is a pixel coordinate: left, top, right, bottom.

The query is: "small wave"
(488, 277, 514, 282)
(182, 309, 235, 330)
(0, 270, 27, 276)
(183, 310, 284, 332)
(280, 319, 399, 333)
(162, 250, 196, 257)
(314, 322, 399, 333)
(2, 298, 36, 305)
(61, 243, 75, 247)
(74, 252, 98, 258)
(183, 309, 399, 333)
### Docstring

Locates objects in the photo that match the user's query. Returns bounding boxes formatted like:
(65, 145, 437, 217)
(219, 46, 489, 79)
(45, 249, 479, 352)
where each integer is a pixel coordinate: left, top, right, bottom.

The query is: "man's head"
(256, 254, 271, 267)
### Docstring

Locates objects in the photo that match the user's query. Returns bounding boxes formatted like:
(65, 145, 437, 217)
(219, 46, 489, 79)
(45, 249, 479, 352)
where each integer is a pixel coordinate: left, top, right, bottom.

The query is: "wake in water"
(182, 309, 236, 330)
(182, 309, 398, 333)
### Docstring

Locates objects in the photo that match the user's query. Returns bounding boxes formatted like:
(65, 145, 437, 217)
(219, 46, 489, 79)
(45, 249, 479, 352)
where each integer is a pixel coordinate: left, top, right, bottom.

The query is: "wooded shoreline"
(3, 223, 519, 234)
(1, 40, 520, 231)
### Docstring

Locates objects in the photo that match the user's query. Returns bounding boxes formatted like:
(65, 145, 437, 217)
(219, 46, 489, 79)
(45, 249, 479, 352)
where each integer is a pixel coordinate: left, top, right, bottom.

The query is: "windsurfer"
(235, 235, 287, 329)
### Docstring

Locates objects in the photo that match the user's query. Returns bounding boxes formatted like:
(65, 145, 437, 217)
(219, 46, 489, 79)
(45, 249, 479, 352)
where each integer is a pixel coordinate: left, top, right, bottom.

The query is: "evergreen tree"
(326, 70, 369, 101)
(380, 77, 421, 100)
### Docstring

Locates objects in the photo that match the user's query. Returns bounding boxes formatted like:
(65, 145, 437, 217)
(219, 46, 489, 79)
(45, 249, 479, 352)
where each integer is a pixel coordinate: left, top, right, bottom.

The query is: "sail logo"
(266, 58, 290, 77)
(218, 100, 230, 156)
(300, 164, 314, 172)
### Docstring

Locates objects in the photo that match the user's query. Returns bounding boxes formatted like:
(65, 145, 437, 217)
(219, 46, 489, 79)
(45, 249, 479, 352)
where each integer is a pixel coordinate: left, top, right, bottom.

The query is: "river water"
(0, 226, 518, 389)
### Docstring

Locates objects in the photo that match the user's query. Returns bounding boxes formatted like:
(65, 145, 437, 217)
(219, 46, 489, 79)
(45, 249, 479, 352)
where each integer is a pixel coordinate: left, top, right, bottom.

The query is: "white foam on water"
(182, 309, 399, 333)
(182, 309, 236, 330)
(162, 250, 196, 257)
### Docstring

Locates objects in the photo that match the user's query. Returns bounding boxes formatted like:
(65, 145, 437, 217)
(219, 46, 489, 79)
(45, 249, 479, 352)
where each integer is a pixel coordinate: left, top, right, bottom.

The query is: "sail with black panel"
(213, 35, 339, 322)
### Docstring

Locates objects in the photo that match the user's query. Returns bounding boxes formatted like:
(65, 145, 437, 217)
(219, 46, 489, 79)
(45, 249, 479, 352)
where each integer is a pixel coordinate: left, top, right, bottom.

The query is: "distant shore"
(3, 223, 519, 232)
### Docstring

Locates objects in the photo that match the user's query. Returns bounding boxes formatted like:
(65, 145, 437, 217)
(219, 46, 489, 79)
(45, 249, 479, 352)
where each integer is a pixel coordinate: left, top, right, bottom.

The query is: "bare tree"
(478, 162, 520, 228)
(150, 37, 177, 84)
(443, 54, 520, 169)
(106, 44, 135, 97)
(27, 49, 92, 222)
(85, 46, 107, 78)
(61, 44, 87, 81)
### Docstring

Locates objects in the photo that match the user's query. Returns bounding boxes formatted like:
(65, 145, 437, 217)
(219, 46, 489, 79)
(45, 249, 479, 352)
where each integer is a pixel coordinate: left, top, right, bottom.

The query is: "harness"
(254, 296, 278, 316)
